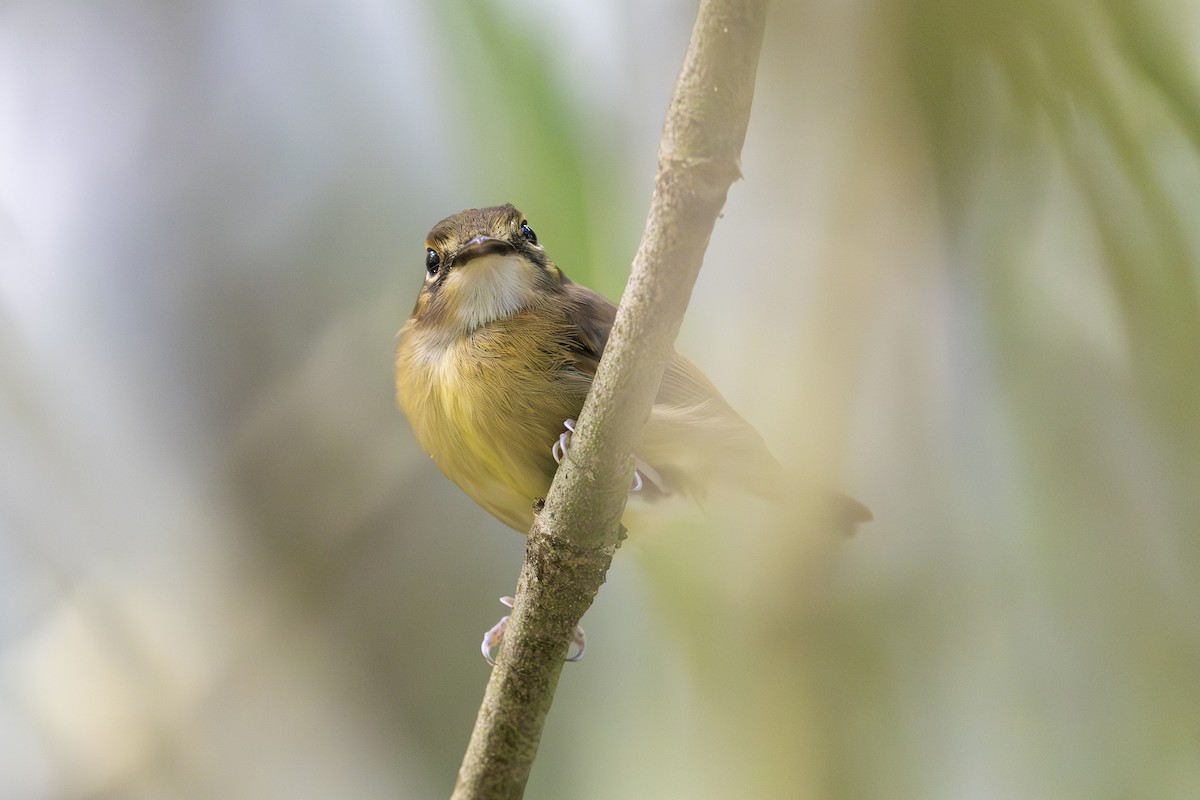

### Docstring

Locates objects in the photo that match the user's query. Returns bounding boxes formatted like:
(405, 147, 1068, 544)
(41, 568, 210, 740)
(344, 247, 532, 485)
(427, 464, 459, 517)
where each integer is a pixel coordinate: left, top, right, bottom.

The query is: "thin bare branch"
(451, 1, 768, 797)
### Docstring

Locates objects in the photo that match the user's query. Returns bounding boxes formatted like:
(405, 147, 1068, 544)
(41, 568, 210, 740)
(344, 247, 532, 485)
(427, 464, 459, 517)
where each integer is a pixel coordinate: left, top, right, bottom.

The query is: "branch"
(451, 1, 768, 797)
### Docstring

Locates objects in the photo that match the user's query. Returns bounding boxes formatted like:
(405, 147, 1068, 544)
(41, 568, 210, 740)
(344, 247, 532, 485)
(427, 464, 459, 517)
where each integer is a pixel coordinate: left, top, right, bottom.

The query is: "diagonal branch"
(450, 1, 768, 797)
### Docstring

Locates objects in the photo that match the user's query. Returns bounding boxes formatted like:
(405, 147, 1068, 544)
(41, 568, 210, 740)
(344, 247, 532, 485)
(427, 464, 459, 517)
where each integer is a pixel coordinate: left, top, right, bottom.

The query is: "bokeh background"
(3, 0, 1199, 797)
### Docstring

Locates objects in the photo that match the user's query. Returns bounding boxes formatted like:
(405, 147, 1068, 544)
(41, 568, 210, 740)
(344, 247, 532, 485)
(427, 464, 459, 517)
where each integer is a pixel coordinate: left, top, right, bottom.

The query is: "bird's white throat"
(444, 253, 539, 331)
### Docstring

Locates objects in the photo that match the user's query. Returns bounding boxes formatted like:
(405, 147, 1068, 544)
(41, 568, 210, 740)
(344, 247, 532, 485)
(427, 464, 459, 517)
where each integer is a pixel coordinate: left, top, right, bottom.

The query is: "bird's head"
(410, 204, 565, 334)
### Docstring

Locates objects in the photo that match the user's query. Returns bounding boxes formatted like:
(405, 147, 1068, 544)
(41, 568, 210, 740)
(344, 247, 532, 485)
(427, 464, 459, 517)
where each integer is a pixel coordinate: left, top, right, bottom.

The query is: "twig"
(450, 1, 768, 797)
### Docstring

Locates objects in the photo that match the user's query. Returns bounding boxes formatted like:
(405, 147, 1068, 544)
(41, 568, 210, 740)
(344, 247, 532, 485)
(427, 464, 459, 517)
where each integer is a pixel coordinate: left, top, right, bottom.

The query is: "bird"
(394, 203, 871, 537)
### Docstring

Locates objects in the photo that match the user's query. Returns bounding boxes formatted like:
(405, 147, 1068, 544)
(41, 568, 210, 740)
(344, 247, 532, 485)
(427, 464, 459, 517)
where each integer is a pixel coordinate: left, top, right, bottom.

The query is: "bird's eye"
(520, 222, 538, 245)
(426, 248, 440, 275)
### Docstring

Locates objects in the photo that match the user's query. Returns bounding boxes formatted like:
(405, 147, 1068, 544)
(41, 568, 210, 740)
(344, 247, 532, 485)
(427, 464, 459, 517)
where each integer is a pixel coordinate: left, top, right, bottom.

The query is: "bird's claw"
(550, 418, 644, 493)
(481, 596, 587, 665)
(481, 596, 515, 666)
(551, 419, 576, 464)
(566, 624, 587, 662)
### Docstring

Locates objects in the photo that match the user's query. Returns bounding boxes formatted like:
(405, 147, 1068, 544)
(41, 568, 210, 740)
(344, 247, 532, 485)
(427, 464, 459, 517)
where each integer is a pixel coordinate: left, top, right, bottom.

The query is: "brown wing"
(656, 351, 738, 411)
(558, 281, 871, 531)
(560, 280, 731, 410)
(559, 281, 770, 494)
(561, 281, 615, 377)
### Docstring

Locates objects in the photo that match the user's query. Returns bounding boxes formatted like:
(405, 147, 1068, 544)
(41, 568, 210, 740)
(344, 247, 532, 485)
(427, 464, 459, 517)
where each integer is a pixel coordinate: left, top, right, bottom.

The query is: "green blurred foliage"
(1, 0, 1198, 798)
(434, 0, 612, 289)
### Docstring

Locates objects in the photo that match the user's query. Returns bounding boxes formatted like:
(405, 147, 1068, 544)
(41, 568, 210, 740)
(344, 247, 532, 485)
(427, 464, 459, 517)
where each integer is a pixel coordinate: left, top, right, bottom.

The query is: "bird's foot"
(550, 419, 575, 465)
(481, 596, 586, 666)
(551, 418, 644, 492)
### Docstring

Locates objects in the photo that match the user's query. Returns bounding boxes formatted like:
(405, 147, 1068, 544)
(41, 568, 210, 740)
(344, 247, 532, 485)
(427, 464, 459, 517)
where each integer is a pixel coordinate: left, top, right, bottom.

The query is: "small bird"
(394, 204, 870, 536)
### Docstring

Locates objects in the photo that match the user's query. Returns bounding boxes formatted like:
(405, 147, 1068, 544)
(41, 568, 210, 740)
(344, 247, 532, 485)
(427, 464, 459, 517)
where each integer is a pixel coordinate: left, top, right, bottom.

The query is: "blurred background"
(2, 0, 1198, 797)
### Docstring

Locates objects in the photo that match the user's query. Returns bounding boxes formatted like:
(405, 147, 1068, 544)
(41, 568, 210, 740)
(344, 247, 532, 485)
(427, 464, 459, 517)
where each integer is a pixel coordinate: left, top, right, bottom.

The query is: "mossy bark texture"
(451, 1, 767, 797)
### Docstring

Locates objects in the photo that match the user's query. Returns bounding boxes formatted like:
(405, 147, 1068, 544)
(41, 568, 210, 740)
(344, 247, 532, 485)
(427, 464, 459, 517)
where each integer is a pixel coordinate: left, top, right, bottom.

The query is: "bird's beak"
(452, 236, 517, 268)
